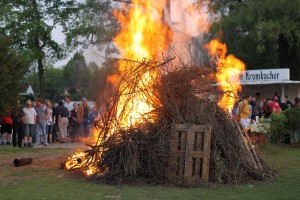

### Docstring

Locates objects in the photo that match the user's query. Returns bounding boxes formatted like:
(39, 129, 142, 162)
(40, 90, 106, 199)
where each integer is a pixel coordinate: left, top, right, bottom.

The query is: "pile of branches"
(74, 58, 274, 185)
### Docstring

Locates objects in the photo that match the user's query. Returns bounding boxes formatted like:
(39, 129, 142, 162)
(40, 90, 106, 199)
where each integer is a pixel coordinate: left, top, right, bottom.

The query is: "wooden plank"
(184, 124, 195, 179)
(240, 124, 263, 170)
(194, 131, 203, 151)
(194, 157, 201, 177)
(180, 130, 187, 151)
(234, 120, 259, 169)
(202, 125, 211, 181)
(170, 123, 179, 176)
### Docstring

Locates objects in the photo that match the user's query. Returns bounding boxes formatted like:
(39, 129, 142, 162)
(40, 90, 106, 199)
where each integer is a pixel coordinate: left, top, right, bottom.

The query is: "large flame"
(111, 0, 172, 127)
(206, 39, 245, 112)
(65, 0, 172, 175)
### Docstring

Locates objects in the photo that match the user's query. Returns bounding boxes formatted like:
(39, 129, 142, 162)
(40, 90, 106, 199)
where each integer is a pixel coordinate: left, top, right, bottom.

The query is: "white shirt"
(23, 107, 37, 124)
(46, 108, 53, 125)
(64, 101, 74, 117)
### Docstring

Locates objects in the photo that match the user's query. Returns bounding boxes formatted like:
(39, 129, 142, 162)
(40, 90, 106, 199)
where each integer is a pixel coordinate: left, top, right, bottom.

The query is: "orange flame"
(206, 39, 245, 112)
(111, 0, 172, 127)
(65, 0, 172, 176)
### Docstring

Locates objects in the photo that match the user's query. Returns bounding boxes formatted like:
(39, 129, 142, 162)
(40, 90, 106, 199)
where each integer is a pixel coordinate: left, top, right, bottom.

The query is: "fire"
(206, 39, 245, 112)
(65, 149, 98, 175)
(111, 0, 172, 127)
(65, 0, 172, 176)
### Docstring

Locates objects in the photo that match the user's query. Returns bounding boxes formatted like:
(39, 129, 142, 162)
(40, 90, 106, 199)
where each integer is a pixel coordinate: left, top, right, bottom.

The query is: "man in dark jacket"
(11, 100, 24, 147)
(56, 100, 69, 142)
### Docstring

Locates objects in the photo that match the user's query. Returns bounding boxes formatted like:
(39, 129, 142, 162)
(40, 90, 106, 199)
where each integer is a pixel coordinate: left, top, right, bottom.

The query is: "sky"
(51, 0, 211, 68)
(52, 25, 105, 68)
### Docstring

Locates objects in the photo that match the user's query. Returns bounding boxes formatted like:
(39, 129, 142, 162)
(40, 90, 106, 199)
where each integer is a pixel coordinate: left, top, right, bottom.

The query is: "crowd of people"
(234, 92, 300, 128)
(0, 96, 101, 147)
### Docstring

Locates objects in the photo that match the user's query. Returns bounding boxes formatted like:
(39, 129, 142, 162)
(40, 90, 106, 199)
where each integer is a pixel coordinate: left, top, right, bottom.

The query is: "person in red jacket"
(1, 109, 13, 145)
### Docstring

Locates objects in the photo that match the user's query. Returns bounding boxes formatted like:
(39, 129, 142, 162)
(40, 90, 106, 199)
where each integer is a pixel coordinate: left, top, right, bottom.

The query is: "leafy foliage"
(270, 113, 291, 144)
(0, 37, 27, 115)
(210, 0, 300, 79)
(0, 0, 81, 99)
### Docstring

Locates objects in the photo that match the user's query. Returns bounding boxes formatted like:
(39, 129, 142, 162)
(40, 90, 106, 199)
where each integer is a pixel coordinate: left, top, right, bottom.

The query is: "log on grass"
(13, 158, 33, 167)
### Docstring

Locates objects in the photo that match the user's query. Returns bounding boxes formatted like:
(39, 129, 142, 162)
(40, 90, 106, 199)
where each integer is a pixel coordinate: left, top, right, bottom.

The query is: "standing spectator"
(267, 98, 282, 115)
(64, 96, 74, 115)
(294, 97, 300, 107)
(34, 98, 48, 146)
(272, 92, 280, 103)
(57, 100, 69, 142)
(23, 100, 36, 147)
(45, 100, 54, 144)
(253, 92, 264, 117)
(69, 103, 79, 142)
(285, 95, 293, 108)
(237, 95, 252, 128)
(279, 96, 289, 111)
(1, 109, 13, 145)
(64, 96, 73, 138)
(52, 102, 59, 143)
(77, 97, 91, 138)
(11, 100, 24, 147)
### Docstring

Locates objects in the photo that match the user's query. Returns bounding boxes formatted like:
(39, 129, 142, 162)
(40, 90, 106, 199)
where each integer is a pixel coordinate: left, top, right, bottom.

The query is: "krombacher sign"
(240, 68, 290, 82)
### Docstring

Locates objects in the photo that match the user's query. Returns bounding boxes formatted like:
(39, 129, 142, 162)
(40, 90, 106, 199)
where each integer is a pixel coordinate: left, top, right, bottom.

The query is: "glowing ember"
(206, 39, 245, 112)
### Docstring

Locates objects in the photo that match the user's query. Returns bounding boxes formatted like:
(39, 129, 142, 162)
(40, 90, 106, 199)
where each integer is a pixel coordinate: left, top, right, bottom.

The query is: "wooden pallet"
(170, 123, 211, 182)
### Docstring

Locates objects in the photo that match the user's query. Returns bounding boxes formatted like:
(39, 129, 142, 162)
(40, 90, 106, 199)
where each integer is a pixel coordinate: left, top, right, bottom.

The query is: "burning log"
(13, 158, 33, 167)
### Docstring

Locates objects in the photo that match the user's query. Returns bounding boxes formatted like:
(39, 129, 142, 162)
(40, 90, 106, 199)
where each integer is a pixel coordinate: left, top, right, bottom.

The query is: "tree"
(0, 0, 80, 99)
(210, 0, 300, 79)
(24, 64, 65, 101)
(0, 37, 27, 115)
(63, 52, 92, 99)
(66, 0, 119, 49)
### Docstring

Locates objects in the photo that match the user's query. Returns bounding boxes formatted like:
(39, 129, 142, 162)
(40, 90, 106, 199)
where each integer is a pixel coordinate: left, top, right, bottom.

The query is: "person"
(23, 100, 37, 147)
(64, 96, 74, 114)
(69, 103, 79, 142)
(88, 102, 102, 139)
(279, 96, 289, 111)
(272, 92, 280, 103)
(52, 102, 59, 143)
(1, 108, 13, 145)
(56, 100, 69, 142)
(45, 100, 54, 144)
(294, 97, 300, 107)
(237, 95, 252, 128)
(64, 96, 73, 138)
(11, 100, 25, 147)
(252, 92, 264, 117)
(77, 97, 91, 138)
(285, 95, 293, 108)
(34, 98, 48, 146)
(267, 98, 282, 115)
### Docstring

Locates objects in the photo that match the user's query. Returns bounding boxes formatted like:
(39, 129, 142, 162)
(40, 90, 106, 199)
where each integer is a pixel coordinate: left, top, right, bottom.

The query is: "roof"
(240, 80, 300, 85)
(211, 80, 300, 86)
(18, 82, 34, 95)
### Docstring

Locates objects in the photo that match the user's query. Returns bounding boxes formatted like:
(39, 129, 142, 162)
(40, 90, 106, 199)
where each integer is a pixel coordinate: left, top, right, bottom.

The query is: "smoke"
(170, 0, 211, 37)
(167, 0, 212, 66)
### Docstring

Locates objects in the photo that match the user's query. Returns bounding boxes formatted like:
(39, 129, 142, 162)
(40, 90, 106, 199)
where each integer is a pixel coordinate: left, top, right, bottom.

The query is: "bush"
(269, 113, 291, 144)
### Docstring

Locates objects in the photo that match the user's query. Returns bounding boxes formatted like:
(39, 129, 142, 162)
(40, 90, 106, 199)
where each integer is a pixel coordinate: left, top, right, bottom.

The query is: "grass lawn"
(0, 144, 299, 200)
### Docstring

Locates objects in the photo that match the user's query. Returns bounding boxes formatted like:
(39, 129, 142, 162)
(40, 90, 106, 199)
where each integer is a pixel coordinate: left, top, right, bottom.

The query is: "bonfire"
(65, 0, 273, 185)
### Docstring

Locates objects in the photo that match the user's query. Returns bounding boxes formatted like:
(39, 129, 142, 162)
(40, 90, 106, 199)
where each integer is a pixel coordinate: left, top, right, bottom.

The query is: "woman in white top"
(45, 100, 55, 144)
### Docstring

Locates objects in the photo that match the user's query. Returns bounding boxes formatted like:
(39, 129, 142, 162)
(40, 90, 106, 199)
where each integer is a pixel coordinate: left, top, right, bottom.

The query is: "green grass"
(0, 145, 299, 200)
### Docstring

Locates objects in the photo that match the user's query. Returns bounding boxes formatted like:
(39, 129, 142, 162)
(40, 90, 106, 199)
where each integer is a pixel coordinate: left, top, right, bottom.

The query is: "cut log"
(13, 158, 33, 167)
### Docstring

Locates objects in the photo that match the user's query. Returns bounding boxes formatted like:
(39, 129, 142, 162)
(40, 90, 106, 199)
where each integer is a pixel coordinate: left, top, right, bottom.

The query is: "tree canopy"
(0, 37, 28, 115)
(0, 0, 80, 99)
(210, 0, 300, 79)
